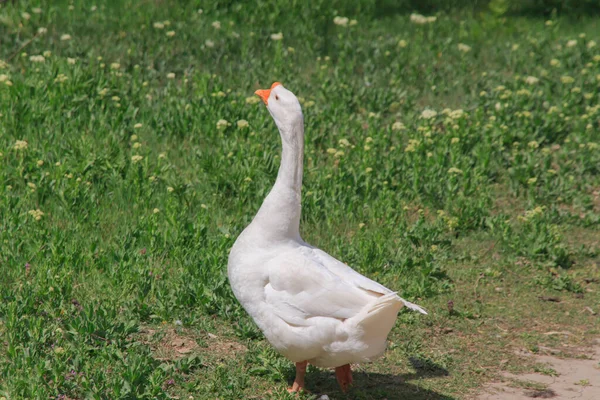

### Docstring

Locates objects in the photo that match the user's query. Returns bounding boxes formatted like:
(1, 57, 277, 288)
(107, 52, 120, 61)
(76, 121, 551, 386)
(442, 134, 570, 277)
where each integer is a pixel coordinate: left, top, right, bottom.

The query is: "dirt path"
(477, 342, 600, 399)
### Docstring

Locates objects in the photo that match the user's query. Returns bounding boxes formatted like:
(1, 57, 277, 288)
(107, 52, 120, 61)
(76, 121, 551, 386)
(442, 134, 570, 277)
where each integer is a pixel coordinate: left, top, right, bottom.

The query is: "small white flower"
(458, 43, 471, 53)
(21, 12, 31, 20)
(153, 22, 165, 29)
(525, 76, 539, 85)
(212, 21, 221, 29)
(245, 96, 260, 105)
(270, 32, 283, 41)
(14, 140, 28, 150)
(216, 119, 231, 130)
(166, 72, 175, 79)
(166, 31, 175, 37)
(60, 34, 72, 41)
(29, 55, 45, 63)
(237, 119, 249, 129)
(333, 16, 349, 27)
(67, 57, 76, 64)
(205, 39, 214, 48)
(421, 109, 438, 119)
(392, 122, 406, 131)
(37, 27, 47, 35)
(410, 13, 436, 24)
(33, 7, 42, 14)
(566, 39, 577, 47)
(110, 62, 120, 70)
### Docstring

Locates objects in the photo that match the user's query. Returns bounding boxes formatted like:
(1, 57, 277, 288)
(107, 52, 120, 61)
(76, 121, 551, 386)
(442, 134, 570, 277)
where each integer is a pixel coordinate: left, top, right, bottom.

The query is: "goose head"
(255, 82, 303, 131)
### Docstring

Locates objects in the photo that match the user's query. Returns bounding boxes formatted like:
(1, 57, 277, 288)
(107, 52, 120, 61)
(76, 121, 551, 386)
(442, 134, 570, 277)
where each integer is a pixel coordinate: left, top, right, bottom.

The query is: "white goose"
(228, 82, 427, 393)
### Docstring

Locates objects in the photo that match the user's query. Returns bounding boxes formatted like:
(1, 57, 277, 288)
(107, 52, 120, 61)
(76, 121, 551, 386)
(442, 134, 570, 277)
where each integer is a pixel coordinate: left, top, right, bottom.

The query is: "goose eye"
(275, 95, 279, 100)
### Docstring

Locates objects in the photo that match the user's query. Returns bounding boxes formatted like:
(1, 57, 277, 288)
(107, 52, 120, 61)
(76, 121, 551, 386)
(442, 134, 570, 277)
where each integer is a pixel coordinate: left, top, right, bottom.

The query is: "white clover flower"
(22, 12, 31, 20)
(33, 7, 42, 14)
(525, 76, 539, 85)
(205, 39, 215, 48)
(212, 21, 221, 29)
(237, 119, 249, 129)
(450, 109, 465, 119)
(410, 13, 436, 24)
(392, 121, 406, 131)
(421, 109, 437, 119)
(28, 209, 44, 221)
(60, 34, 72, 41)
(216, 119, 231, 130)
(131, 155, 143, 163)
(54, 74, 68, 83)
(166, 31, 175, 37)
(153, 22, 165, 29)
(37, 27, 48, 35)
(333, 16, 349, 27)
(29, 55, 45, 63)
(110, 62, 120, 70)
(14, 140, 28, 150)
(167, 72, 175, 79)
(566, 39, 577, 47)
(67, 57, 76, 64)
(458, 43, 471, 53)
(245, 96, 260, 105)
(270, 32, 283, 41)
(398, 39, 408, 48)
(560, 75, 574, 84)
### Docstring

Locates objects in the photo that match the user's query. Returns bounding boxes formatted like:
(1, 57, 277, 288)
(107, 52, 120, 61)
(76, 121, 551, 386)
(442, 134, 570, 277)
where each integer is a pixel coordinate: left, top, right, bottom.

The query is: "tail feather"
(397, 295, 428, 315)
(366, 292, 428, 315)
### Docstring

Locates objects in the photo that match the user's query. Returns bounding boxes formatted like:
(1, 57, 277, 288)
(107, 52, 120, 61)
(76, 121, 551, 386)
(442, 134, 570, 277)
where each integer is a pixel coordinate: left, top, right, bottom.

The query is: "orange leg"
(335, 364, 353, 392)
(288, 360, 308, 393)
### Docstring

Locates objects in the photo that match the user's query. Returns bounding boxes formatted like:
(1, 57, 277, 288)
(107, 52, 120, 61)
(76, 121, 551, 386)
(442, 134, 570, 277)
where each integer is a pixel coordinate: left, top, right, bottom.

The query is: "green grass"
(1, 1, 599, 399)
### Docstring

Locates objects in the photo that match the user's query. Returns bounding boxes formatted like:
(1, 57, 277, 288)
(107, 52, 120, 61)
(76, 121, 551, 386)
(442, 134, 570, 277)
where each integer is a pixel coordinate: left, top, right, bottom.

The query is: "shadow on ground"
(295, 359, 454, 399)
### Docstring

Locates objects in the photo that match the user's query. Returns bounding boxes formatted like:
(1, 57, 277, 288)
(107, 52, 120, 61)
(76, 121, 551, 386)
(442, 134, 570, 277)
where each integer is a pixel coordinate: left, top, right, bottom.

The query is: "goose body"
(228, 83, 426, 391)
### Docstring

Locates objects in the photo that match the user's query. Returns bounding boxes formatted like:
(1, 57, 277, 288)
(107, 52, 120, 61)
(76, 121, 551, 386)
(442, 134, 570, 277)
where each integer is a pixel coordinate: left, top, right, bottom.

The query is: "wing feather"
(264, 249, 375, 325)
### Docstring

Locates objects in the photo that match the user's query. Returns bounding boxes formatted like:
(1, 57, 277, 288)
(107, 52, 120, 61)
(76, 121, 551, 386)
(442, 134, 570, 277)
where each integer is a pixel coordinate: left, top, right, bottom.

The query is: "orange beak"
(254, 82, 282, 105)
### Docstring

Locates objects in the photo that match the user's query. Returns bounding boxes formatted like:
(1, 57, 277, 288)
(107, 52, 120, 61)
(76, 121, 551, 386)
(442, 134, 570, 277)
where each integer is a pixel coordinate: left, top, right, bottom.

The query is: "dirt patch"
(477, 344, 600, 400)
(137, 326, 247, 362)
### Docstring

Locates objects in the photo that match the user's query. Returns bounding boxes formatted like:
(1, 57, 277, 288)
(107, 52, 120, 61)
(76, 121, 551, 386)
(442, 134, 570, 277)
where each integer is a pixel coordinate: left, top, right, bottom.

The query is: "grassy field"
(1, 1, 599, 399)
